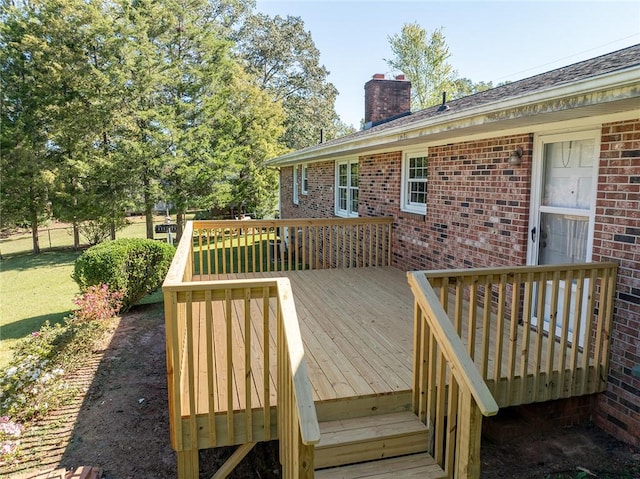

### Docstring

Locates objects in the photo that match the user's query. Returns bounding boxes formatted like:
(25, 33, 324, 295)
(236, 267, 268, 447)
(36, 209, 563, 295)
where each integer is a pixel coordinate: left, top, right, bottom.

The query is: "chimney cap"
(372, 73, 385, 79)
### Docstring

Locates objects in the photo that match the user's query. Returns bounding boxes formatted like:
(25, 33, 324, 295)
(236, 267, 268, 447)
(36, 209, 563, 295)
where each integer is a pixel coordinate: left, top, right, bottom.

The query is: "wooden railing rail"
(163, 227, 320, 477)
(276, 278, 321, 478)
(165, 221, 195, 284)
(421, 262, 618, 406)
(408, 272, 499, 478)
(190, 217, 393, 276)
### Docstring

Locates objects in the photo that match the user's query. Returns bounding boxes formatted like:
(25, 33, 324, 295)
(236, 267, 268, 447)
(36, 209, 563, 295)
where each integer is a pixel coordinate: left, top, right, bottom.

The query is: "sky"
(255, 1, 640, 128)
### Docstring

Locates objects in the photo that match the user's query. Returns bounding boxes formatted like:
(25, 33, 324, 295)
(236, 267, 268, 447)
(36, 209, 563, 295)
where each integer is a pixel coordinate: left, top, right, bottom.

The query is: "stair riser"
(315, 391, 412, 423)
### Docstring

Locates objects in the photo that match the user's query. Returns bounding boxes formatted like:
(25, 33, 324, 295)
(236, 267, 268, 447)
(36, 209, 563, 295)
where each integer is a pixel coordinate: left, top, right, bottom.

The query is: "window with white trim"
(301, 164, 308, 195)
(292, 165, 299, 204)
(401, 153, 427, 214)
(335, 159, 358, 217)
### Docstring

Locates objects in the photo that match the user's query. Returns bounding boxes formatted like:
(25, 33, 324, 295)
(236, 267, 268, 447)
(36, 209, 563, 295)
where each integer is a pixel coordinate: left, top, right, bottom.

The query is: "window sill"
(335, 211, 358, 218)
(401, 207, 426, 216)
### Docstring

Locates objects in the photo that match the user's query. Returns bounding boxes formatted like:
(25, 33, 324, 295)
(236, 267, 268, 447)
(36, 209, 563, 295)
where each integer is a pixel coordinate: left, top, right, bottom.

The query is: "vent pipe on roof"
(437, 91, 449, 112)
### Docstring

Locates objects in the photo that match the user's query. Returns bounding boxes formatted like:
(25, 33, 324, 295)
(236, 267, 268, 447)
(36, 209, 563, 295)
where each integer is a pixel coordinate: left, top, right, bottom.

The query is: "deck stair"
(314, 411, 445, 478)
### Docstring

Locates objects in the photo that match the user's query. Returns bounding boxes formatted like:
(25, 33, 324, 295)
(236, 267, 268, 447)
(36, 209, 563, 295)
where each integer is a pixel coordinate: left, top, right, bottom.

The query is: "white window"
(335, 159, 358, 217)
(401, 153, 428, 215)
(301, 164, 309, 195)
(293, 165, 299, 205)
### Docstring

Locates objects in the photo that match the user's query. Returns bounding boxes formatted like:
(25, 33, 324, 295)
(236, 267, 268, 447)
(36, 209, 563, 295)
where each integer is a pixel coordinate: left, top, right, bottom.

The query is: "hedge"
(72, 238, 175, 311)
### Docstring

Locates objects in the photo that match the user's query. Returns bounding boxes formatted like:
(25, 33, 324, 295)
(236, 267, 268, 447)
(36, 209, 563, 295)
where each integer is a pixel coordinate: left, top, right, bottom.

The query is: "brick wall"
(284, 135, 533, 271)
(592, 119, 640, 447)
(358, 134, 534, 271)
(279, 161, 335, 219)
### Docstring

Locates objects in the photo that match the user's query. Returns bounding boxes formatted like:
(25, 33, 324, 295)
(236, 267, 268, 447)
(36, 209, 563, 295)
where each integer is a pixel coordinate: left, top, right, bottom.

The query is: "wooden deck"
(164, 219, 616, 478)
(184, 266, 595, 420)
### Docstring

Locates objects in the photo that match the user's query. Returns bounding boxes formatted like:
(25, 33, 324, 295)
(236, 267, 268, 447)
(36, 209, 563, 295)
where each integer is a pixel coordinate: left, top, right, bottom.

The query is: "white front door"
(528, 130, 600, 344)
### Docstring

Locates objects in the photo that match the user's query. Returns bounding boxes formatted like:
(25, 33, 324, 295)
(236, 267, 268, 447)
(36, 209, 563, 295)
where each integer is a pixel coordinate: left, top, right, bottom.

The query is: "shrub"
(72, 284, 124, 322)
(192, 210, 213, 220)
(0, 416, 23, 464)
(0, 319, 104, 422)
(72, 238, 174, 311)
(79, 217, 128, 246)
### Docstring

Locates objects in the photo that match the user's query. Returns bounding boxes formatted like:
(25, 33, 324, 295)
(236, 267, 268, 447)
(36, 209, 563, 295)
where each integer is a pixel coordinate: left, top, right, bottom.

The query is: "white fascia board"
(266, 66, 640, 167)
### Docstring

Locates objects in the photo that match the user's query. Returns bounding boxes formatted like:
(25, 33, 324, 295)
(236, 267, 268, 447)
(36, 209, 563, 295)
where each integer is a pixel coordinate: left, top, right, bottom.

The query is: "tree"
(235, 13, 341, 150)
(1, 0, 130, 252)
(385, 23, 458, 111)
(1, 0, 322, 252)
(112, 0, 178, 239)
(1, 0, 62, 253)
(385, 23, 496, 111)
(117, 0, 285, 238)
(452, 78, 494, 99)
(42, 0, 119, 249)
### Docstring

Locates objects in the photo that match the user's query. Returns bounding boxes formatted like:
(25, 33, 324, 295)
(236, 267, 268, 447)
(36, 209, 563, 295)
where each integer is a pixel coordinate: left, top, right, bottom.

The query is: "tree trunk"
(145, 203, 154, 239)
(30, 211, 40, 255)
(110, 220, 116, 240)
(143, 179, 154, 239)
(176, 210, 185, 243)
(73, 219, 80, 249)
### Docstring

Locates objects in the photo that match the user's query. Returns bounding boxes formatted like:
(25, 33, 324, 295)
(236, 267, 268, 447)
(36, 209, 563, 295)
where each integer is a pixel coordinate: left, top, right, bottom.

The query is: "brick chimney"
(364, 74, 411, 126)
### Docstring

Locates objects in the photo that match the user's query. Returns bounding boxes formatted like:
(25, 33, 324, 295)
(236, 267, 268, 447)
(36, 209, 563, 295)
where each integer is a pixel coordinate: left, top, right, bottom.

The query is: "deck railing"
(408, 261, 617, 478)
(421, 262, 618, 406)
(277, 279, 321, 478)
(408, 272, 499, 478)
(191, 217, 393, 275)
(163, 222, 320, 478)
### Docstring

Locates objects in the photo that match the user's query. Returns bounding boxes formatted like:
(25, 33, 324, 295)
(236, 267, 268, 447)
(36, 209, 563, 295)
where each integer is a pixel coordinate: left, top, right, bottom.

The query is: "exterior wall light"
(508, 147, 523, 166)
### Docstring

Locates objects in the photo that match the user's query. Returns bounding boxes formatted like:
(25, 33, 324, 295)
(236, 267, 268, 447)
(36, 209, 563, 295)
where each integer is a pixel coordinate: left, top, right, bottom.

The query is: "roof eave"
(266, 65, 640, 167)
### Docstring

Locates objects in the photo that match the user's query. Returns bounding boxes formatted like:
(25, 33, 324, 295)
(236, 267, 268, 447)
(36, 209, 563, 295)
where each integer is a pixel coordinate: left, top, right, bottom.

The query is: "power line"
(493, 34, 640, 82)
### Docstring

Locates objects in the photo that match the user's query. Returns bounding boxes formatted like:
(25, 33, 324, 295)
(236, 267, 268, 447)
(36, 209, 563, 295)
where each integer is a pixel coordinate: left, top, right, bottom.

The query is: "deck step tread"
(314, 452, 446, 479)
(315, 412, 431, 469)
(317, 411, 428, 446)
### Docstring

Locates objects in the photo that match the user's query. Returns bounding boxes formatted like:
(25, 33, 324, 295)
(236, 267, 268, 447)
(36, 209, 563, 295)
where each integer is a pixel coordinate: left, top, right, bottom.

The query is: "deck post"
(455, 392, 483, 479)
(298, 439, 315, 479)
(177, 449, 199, 479)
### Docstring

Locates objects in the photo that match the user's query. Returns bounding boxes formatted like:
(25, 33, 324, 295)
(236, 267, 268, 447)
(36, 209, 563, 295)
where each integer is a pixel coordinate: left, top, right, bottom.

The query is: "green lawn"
(0, 250, 80, 367)
(0, 215, 172, 368)
(0, 216, 159, 257)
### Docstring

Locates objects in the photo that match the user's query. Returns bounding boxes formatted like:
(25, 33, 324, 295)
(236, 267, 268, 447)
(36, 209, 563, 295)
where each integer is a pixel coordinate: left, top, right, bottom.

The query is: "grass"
(0, 215, 171, 368)
(192, 232, 311, 275)
(0, 215, 161, 257)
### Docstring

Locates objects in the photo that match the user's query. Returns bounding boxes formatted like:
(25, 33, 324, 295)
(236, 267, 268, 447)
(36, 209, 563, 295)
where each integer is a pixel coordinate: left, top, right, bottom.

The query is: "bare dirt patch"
(481, 423, 640, 478)
(6, 303, 640, 478)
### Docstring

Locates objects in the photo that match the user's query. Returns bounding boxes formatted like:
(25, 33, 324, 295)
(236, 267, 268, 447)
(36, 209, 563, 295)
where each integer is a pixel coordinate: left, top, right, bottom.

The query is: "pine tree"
(1, 1, 61, 253)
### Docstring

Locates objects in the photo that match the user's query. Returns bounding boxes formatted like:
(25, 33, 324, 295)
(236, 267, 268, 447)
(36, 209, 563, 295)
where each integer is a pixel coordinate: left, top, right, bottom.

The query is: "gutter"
(266, 65, 640, 167)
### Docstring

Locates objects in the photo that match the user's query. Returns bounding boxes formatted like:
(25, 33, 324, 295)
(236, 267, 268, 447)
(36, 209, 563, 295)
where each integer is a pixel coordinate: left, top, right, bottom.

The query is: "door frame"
(526, 129, 601, 344)
(526, 129, 601, 267)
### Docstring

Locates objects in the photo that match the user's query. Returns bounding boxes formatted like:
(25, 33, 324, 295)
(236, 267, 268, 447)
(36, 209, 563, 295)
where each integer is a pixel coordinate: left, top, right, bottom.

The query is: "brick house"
(266, 45, 640, 447)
